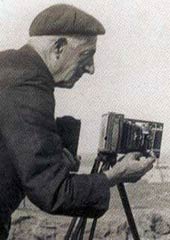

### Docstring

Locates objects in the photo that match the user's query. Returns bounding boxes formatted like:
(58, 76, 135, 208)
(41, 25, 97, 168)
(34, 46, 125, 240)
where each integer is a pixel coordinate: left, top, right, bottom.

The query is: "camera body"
(98, 112, 163, 158)
(56, 116, 81, 158)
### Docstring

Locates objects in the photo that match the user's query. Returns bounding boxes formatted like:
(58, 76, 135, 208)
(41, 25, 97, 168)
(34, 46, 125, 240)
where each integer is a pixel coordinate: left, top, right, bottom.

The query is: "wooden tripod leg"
(71, 218, 85, 240)
(64, 217, 78, 240)
(89, 218, 97, 240)
(64, 156, 103, 240)
(117, 183, 140, 240)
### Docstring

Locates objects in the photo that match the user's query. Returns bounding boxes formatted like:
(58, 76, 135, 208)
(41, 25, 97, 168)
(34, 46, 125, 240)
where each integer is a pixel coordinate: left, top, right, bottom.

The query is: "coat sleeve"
(0, 88, 110, 218)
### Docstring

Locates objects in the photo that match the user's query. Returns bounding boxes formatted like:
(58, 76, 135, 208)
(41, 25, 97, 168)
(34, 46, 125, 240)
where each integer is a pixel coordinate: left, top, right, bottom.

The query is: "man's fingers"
(117, 155, 125, 162)
(120, 152, 157, 164)
(147, 157, 156, 164)
(139, 157, 155, 174)
(143, 162, 154, 173)
(129, 176, 142, 183)
(123, 152, 141, 160)
(148, 150, 157, 158)
(128, 152, 141, 157)
(131, 162, 153, 181)
(133, 152, 142, 159)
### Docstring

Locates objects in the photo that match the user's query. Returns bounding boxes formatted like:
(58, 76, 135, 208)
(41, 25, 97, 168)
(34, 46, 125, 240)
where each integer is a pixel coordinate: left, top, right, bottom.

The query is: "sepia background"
(0, 0, 170, 157)
(1, 1, 170, 239)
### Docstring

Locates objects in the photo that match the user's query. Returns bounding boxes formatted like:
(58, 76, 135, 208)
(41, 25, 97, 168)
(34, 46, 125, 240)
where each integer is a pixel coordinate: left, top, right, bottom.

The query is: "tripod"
(64, 153, 141, 240)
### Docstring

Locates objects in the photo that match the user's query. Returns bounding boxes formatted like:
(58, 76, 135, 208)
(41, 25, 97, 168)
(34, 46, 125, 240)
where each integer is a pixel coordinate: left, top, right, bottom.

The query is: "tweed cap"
(29, 4, 105, 36)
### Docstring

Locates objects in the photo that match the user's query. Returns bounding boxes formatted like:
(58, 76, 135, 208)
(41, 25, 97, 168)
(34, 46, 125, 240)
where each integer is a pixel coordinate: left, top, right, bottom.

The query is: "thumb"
(139, 157, 155, 170)
(147, 157, 156, 165)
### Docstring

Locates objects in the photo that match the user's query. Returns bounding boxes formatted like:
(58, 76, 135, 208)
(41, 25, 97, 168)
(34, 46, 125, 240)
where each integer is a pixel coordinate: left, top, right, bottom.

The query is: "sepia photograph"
(0, 0, 170, 239)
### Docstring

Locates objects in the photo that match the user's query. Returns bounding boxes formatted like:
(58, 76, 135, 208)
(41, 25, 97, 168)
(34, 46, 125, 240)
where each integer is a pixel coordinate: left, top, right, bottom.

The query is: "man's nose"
(84, 63, 95, 75)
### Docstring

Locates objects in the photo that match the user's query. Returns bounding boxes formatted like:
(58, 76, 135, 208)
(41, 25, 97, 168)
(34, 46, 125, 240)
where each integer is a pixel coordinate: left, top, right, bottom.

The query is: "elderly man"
(0, 4, 155, 239)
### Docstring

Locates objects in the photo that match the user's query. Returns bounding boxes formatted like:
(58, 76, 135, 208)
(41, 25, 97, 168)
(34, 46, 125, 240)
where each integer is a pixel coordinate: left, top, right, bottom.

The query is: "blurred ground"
(10, 180, 170, 239)
(9, 153, 170, 239)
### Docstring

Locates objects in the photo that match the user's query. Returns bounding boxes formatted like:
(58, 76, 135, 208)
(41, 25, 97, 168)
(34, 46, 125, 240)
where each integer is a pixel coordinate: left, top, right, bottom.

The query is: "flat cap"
(29, 4, 105, 36)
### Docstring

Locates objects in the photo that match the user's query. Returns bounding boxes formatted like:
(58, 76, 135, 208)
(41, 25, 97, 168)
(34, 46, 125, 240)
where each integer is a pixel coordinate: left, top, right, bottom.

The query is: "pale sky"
(0, 0, 170, 157)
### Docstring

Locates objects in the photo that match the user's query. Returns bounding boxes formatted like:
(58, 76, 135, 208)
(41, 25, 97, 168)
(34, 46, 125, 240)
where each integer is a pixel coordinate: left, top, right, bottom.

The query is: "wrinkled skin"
(45, 35, 97, 88)
(104, 152, 155, 186)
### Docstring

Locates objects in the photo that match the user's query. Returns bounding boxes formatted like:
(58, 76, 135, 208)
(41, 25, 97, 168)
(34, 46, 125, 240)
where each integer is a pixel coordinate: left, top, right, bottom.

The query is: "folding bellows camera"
(98, 112, 163, 158)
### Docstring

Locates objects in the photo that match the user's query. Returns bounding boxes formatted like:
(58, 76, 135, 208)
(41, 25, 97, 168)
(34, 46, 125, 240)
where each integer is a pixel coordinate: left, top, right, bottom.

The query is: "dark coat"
(0, 45, 110, 221)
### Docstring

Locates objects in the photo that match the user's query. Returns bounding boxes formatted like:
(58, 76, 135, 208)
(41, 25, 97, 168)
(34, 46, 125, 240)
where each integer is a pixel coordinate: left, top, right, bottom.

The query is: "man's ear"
(54, 38, 68, 59)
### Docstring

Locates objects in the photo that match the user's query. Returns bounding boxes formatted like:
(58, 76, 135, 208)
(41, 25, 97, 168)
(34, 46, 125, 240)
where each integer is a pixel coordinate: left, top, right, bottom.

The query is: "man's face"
(47, 35, 97, 88)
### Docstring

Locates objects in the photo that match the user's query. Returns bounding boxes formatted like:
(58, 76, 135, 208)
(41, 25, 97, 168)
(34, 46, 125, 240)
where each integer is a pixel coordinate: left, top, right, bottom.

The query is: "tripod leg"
(117, 183, 140, 240)
(64, 217, 78, 240)
(88, 218, 97, 240)
(78, 218, 87, 240)
(64, 156, 101, 240)
(71, 218, 85, 240)
(88, 161, 110, 240)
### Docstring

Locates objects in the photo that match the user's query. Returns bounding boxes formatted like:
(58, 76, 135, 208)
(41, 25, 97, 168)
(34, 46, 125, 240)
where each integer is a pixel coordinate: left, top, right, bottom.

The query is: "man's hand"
(104, 152, 155, 187)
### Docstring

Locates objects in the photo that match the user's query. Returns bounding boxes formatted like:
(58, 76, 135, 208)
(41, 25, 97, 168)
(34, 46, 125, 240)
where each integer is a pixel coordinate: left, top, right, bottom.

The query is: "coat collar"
(0, 44, 55, 90)
(19, 44, 55, 87)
